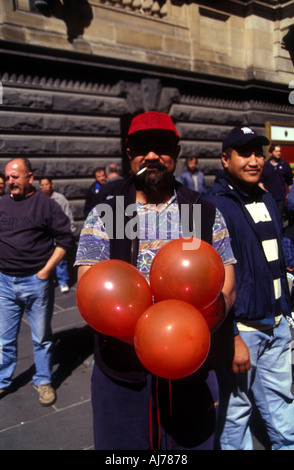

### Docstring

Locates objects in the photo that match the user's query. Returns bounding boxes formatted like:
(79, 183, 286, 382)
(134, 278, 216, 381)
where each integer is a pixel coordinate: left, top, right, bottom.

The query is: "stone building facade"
(0, 0, 293, 231)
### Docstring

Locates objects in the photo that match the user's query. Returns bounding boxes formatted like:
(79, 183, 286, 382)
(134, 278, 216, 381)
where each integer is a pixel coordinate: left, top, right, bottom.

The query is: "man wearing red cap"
(75, 111, 236, 450)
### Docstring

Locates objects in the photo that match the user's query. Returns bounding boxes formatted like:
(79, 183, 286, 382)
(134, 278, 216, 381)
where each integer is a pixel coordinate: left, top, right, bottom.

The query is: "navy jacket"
(205, 174, 290, 330)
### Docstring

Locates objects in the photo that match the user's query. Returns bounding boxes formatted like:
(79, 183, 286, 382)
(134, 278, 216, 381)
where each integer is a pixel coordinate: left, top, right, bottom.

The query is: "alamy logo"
(94, 197, 202, 251)
(289, 80, 294, 105)
(0, 81, 2, 105)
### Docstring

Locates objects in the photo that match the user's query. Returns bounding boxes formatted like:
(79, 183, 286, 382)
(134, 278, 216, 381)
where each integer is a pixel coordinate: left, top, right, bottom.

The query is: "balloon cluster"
(76, 238, 225, 379)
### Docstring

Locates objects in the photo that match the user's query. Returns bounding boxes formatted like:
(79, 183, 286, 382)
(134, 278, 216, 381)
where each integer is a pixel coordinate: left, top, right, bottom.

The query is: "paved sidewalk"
(0, 280, 282, 450)
(0, 283, 95, 450)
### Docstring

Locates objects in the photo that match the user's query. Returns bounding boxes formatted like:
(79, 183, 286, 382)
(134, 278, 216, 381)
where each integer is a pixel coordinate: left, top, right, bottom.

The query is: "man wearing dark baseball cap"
(205, 126, 294, 450)
(222, 125, 269, 152)
(75, 111, 236, 450)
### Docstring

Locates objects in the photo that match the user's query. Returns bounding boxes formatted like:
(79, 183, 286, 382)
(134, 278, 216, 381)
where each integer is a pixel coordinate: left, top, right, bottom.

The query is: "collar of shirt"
(136, 190, 178, 212)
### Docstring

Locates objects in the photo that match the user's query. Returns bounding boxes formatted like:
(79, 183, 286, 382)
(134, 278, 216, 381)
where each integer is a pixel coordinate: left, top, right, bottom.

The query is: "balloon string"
(169, 379, 172, 450)
(149, 377, 161, 450)
(150, 378, 173, 450)
(149, 396, 153, 450)
(156, 376, 161, 450)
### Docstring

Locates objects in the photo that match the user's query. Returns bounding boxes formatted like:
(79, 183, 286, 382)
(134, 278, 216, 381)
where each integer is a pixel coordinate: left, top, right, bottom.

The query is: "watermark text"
(93, 196, 202, 250)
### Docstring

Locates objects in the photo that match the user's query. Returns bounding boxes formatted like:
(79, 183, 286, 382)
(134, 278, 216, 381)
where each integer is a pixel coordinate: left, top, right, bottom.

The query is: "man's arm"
(285, 161, 293, 188)
(222, 264, 236, 315)
(37, 246, 67, 280)
(77, 264, 92, 283)
(222, 264, 251, 373)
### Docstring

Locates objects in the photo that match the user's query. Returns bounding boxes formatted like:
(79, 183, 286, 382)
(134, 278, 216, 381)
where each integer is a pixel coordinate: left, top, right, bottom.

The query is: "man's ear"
(221, 152, 229, 169)
(126, 148, 132, 161)
(28, 172, 34, 184)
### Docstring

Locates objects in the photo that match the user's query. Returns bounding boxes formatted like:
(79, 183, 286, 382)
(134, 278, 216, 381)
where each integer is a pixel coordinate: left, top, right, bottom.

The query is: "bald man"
(0, 158, 73, 405)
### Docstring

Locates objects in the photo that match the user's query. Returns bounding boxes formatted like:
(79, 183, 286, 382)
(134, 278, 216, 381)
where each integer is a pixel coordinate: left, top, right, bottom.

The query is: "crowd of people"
(1, 112, 294, 451)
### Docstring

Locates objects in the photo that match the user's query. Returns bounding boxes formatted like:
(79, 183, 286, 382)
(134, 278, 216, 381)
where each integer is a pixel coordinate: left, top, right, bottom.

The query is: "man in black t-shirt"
(259, 144, 293, 225)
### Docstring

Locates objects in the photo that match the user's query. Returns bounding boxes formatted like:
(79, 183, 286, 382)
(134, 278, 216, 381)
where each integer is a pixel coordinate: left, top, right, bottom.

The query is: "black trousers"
(91, 363, 219, 450)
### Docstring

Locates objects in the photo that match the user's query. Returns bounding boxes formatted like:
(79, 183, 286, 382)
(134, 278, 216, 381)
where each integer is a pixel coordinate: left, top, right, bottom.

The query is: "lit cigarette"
(136, 166, 147, 176)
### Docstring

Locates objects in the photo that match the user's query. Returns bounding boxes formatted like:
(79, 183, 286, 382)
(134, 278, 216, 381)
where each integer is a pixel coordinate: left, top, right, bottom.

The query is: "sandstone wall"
(0, 0, 293, 232)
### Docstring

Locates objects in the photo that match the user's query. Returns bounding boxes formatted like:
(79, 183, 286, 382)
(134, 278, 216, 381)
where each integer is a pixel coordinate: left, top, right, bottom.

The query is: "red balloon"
(76, 260, 153, 338)
(200, 292, 226, 333)
(134, 300, 210, 379)
(149, 238, 225, 311)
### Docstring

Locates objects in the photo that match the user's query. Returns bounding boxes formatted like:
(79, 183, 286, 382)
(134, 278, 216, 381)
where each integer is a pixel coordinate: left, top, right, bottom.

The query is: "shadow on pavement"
(52, 325, 94, 389)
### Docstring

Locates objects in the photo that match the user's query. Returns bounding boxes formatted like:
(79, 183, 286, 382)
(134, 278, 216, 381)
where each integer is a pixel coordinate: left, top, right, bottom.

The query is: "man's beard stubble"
(134, 162, 174, 194)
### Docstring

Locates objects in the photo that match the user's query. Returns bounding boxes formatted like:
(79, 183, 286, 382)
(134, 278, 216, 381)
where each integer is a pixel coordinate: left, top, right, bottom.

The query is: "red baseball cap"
(127, 111, 180, 141)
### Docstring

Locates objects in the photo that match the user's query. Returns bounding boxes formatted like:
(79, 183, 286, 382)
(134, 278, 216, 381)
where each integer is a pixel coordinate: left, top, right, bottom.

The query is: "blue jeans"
(0, 272, 54, 389)
(219, 316, 294, 450)
(55, 258, 69, 286)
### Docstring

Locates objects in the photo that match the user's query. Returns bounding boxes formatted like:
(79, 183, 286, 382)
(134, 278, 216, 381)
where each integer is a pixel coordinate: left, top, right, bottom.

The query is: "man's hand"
(36, 267, 52, 280)
(232, 334, 251, 374)
(37, 246, 67, 280)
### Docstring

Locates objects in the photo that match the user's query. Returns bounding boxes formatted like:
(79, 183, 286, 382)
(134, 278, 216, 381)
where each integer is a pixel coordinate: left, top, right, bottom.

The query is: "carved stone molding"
(180, 94, 294, 114)
(99, 0, 168, 17)
(0, 72, 120, 96)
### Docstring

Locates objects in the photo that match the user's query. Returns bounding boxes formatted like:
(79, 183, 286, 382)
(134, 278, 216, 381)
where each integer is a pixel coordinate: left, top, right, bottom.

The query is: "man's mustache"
(138, 162, 167, 172)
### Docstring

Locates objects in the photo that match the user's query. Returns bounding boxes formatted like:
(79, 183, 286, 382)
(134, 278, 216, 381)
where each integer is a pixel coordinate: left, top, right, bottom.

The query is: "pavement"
(0, 282, 95, 451)
(0, 280, 289, 451)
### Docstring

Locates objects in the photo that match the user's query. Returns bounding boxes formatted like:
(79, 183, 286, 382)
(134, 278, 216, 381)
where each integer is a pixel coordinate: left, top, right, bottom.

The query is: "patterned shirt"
(75, 193, 236, 279)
